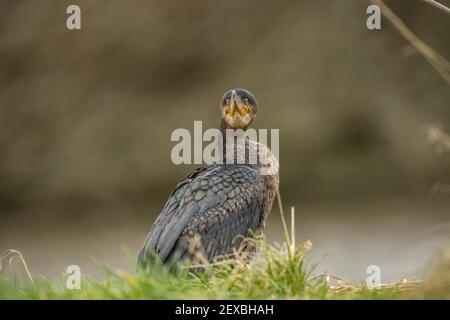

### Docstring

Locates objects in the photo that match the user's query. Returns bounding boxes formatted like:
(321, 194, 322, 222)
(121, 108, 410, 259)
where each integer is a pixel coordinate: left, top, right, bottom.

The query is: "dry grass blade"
(290, 206, 296, 250)
(421, 0, 450, 15)
(276, 189, 291, 246)
(0, 249, 36, 289)
(370, 0, 450, 86)
(329, 279, 424, 293)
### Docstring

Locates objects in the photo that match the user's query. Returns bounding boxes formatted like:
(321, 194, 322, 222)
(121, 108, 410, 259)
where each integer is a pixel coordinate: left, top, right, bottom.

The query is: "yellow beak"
(226, 90, 249, 116)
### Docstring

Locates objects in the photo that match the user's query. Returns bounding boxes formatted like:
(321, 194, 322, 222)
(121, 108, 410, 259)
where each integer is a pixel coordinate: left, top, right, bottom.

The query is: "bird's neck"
(219, 119, 229, 136)
(219, 119, 249, 134)
(219, 119, 250, 164)
(218, 119, 279, 177)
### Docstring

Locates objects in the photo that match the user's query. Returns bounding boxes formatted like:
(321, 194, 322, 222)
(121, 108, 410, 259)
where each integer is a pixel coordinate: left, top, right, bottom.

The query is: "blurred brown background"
(0, 0, 449, 281)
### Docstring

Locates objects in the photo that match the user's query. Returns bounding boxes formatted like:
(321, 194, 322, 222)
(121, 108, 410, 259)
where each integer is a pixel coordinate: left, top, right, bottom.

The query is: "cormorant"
(138, 88, 279, 268)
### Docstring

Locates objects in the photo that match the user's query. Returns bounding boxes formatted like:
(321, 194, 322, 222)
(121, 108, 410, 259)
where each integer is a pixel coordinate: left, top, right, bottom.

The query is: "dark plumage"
(138, 88, 279, 267)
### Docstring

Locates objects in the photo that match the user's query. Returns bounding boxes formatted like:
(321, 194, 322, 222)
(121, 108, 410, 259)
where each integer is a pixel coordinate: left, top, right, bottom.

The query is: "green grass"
(1, 204, 446, 300)
(0, 240, 430, 300)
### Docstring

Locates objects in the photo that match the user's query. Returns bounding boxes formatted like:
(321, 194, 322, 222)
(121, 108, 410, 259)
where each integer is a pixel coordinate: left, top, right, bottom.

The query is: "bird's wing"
(179, 187, 265, 262)
(138, 164, 264, 264)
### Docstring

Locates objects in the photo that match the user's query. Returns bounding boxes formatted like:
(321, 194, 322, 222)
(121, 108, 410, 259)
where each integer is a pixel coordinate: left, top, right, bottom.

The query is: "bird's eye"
(225, 98, 230, 105)
(242, 97, 249, 104)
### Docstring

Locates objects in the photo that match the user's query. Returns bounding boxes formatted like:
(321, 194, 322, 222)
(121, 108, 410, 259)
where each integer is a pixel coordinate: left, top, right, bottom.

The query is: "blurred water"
(1, 197, 449, 282)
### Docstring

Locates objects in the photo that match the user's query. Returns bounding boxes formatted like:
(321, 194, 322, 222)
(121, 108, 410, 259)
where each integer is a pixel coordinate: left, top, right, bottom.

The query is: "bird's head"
(220, 88, 257, 129)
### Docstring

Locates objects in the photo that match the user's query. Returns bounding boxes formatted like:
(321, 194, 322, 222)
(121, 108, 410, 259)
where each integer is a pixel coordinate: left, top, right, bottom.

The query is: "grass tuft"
(0, 200, 444, 299)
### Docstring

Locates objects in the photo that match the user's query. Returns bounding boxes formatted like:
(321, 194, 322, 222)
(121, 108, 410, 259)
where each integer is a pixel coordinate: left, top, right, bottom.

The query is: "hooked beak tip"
(225, 90, 249, 117)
